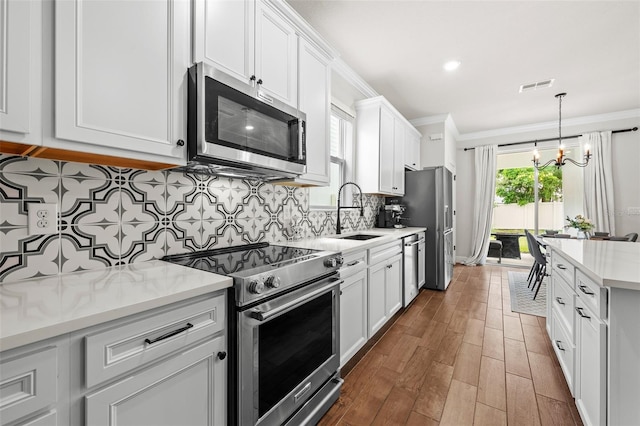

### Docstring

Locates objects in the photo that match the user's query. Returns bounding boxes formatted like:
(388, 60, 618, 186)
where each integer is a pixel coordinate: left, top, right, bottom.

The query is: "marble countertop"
(543, 238, 640, 290)
(284, 227, 427, 254)
(0, 260, 232, 352)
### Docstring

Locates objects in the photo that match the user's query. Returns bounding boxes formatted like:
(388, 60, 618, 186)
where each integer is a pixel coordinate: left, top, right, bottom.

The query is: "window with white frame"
(310, 105, 354, 209)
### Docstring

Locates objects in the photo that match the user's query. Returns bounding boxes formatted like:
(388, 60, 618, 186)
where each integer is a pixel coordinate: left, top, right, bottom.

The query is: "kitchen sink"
(337, 234, 382, 241)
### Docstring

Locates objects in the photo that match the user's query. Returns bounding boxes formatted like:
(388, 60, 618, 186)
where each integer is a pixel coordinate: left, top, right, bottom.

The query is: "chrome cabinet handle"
(578, 284, 595, 296)
(575, 307, 591, 319)
(144, 323, 193, 345)
(555, 340, 565, 351)
(345, 260, 363, 267)
(555, 296, 565, 305)
(557, 264, 567, 270)
(386, 264, 393, 269)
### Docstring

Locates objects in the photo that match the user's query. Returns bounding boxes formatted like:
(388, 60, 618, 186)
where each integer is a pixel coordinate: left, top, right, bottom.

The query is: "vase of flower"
(566, 215, 595, 239)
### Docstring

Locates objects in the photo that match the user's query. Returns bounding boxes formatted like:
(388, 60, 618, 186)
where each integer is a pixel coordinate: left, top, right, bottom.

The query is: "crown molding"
(456, 108, 640, 142)
(409, 114, 449, 127)
(331, 58, 378, 99)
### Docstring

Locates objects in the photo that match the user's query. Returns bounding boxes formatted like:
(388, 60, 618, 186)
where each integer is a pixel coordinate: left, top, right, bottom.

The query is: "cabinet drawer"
(369, 240, 402, 265)
(551, 274, 575, 342)
(340, 250, 367, 279)
(575, 270, 606, 320)
(85, 293, 225, 388)
(551, 251, 575, 288)
(0, 347, 57, 425)
(551, 311, 575, 396)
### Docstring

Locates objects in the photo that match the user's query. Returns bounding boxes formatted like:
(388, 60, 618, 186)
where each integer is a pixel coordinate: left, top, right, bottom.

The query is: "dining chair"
(524, 231, 540, 288)
(528, 234, 548, 300)
(625, 233, 638, 242)
(554, 234, 571, 238)
(594, 231, 609, 237)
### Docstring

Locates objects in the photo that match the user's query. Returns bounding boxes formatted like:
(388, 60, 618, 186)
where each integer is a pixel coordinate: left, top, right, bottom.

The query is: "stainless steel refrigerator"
(391, 166, 454, 290)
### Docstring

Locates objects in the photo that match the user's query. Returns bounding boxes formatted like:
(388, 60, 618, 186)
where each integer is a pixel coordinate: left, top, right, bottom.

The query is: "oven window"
(258, 291, 334, 417)
(204, 77, 301, 162)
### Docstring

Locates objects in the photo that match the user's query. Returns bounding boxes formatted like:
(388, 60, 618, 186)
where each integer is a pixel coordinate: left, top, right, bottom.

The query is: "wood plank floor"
(319, 264, 584, 426)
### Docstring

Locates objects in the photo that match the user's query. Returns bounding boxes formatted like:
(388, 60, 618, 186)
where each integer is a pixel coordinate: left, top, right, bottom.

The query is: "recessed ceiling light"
(245, 125, 254, 130)
(443, 60, 461, 71)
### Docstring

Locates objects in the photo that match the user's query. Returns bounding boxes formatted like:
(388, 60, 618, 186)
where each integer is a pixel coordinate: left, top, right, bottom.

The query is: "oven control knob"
(248, 279, 265, 294)
(265, 276, 281, 288)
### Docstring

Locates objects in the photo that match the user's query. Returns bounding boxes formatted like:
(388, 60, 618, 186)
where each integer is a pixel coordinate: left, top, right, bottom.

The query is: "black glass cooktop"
(162, 243, 320, 277)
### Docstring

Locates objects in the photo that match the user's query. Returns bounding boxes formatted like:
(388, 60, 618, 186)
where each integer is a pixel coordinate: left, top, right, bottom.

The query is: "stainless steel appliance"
(391, 166, 454, 290)
(376, 204, 407, 228)
(185, 62, 306, 180)
(163, 243, 344, 426)
(402, 231, 426, 306)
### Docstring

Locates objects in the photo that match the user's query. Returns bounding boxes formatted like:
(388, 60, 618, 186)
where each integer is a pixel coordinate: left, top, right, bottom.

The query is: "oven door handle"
(250, 278, 342, 322)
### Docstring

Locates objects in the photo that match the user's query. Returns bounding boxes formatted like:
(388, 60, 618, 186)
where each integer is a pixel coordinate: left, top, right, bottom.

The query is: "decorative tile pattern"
(0, 155, 387, 283)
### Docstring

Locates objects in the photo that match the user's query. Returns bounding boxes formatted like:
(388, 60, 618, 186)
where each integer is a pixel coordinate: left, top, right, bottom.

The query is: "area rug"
(507, 271, 546, 317)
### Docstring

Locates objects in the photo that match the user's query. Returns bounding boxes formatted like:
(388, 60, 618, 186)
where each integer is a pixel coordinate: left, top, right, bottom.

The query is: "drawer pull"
(144, 323, 194, 345)
(555, 340, 565, 351)
(575, 307, 591, 319)
(387, 264, 393, 269)
(557, 264, 567, 270)
(555, 296, 565, 305)
(578, 284, 595, 296)
(217, 351, 227, 360)
(345, 260, 363, 267)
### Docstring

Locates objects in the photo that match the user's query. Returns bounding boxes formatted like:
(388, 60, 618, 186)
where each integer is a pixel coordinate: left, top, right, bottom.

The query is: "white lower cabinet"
(574, 300, 606, 426)
(0, 346, 58, 425)
(339, 269, 368, 367)
(86, 336, 226, 426)
(368, 249, 403, 337)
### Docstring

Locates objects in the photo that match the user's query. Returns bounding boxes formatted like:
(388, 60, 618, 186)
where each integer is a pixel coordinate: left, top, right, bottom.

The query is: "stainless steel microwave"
(185, 62, 306, 180)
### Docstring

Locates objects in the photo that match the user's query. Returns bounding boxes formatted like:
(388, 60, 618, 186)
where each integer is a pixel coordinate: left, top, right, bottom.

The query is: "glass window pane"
(330, 116, 341, 158)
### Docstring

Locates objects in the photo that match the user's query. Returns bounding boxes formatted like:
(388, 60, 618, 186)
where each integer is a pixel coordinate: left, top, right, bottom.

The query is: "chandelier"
(532, 93, 592, 169)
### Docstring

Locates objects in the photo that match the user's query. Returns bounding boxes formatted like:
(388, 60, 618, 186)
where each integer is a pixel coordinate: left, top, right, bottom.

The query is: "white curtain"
(465, 144, 498, 265)
(580, 131, 615, 235)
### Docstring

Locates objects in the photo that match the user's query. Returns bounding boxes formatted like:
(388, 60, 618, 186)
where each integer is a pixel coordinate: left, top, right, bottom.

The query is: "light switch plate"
(28, 203, 58, 235)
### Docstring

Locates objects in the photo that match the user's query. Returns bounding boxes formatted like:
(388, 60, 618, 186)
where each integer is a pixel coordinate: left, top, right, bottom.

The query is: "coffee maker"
(376, 204, 407, 228)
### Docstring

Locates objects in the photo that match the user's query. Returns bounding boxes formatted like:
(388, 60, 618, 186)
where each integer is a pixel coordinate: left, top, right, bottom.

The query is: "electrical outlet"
(28, 203, 58, 235)
(628, 207, 640, 216)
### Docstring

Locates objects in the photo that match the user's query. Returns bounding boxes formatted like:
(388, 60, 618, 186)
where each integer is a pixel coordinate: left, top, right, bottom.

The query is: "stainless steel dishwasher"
(403, 232, 426, 306)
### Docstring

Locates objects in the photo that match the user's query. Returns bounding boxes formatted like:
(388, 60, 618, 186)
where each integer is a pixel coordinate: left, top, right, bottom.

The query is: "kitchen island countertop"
(0, 260, 232, 352)
(284, 227, 427, 254)
(542, 238, 640, 290)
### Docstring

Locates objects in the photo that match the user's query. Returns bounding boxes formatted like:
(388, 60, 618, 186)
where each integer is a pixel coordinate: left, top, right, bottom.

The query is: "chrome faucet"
(336, 182, 364, 234)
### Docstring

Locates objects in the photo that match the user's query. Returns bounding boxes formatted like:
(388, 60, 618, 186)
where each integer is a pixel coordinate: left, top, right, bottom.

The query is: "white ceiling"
(286, 0, 640, 134)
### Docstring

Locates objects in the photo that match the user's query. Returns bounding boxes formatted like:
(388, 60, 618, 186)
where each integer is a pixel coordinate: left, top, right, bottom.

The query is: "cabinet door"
(368, 262, 388, 337)
(193, 0, 254, 84)
(86, 336, 226, 426)
(55, 0, 188, 163)
(385, 253, 403, 316)
(378, 106, 395, 194)
(404, 130, 421, 171)
(417, 241, 426, 288)
(296, 38, 330, 185)
(255, 0, 297, 107)
(0, 0, 41, 146)
(340, 270, 368, 366)
(392, 118, 405, 195)
(574, 301, 606, 426)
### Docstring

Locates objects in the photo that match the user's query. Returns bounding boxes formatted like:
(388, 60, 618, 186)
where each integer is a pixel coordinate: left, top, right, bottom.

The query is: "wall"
(0, 155, 384, 283)
(456, 115, 640, 260)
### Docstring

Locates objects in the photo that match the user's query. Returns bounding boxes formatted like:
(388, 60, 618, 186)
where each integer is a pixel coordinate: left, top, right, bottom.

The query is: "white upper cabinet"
(54, 0, 189, 165)
(194, 0, 298, 108)
(404, 128, 421, 171)
(356, 97, 416, 196)
(0, 0, 42, 147)
(292, 38, 331, 185)
(193, 0, 255, 84)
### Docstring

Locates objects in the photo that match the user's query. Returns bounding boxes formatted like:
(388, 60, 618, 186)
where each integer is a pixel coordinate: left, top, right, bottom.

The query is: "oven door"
(238, 275, 341, 426)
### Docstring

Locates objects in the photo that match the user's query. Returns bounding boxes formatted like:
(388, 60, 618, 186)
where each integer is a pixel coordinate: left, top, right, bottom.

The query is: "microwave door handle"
(298, 121, 306, 161)
(250, 278, 341, 322)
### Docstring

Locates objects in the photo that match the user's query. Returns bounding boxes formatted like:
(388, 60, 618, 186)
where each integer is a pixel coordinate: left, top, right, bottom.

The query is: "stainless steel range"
(163, 243, 344, 426)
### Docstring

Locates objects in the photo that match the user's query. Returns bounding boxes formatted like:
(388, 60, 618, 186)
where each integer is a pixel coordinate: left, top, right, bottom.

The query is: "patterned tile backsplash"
(0, 155, 385, 282)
